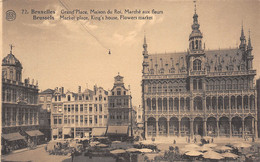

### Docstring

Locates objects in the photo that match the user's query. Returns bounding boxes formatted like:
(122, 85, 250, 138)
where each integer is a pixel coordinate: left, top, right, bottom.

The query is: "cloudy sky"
(2, 0, 260, 106)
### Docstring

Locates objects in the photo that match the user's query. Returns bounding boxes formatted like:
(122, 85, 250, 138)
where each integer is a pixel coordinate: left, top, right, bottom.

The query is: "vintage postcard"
(1, 0, 260, 161)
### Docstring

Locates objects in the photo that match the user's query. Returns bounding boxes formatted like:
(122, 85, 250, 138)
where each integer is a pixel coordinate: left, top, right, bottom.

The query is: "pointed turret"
(142, 34, 149, 74)
(247, 30, 252, 51)
(239, 23, 247, 50)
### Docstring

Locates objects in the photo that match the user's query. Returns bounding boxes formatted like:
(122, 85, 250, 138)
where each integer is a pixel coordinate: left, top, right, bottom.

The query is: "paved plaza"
(2, 137, 260, 162)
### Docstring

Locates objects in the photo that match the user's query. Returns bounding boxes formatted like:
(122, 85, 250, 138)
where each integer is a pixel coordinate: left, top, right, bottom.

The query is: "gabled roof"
(40, 88, 54, 94)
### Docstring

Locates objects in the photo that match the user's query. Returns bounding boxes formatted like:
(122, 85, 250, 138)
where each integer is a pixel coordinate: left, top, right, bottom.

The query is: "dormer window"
(117, 88, 121, 95)
(193, 59, 201, 71)
(67, 95, 71, 101)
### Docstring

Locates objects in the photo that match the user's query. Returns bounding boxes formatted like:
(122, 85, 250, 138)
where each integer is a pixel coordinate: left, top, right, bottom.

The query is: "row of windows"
(2, 87, 38, 104)
(146, 82, 187, 93)
(109, 99, 129, 107)
(145, 77, 252, 93)
(206, 63, 246, 72)
(2, 108, 38, 126)
(2, 69, 21, 81)
(63, 104, 106, 113)
(54, 115, 107, 125)
(146, 95, 255, 111)
(206, 78, 251, 90)
(54, 94, 107, 102)
(110, 115, 129, 120)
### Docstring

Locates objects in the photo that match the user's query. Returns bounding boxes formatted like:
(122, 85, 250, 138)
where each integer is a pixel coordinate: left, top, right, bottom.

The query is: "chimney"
(78, 86, 81, 93)
(61, 87, 64, 94)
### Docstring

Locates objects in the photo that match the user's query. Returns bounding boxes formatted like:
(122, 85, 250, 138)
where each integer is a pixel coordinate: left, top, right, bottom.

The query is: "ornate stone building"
(142, 6, 257, 139)
(2, 46, 41, 150)
(107, 74, 133, 138)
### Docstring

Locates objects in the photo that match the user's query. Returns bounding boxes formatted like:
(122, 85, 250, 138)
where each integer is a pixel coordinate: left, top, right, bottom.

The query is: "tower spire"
(247, 29, 252, 50)
(143, 32, 148, 52)
(239, 22, 246, 49)
(194, 0, 197, 14)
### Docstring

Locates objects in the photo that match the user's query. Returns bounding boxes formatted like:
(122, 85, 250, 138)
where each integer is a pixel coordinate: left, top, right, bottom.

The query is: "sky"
(2, 0, 260, 106)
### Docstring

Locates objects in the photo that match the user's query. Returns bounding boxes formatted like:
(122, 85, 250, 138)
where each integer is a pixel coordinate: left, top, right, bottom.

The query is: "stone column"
(235, 96, 237, 110)
(242, 118, 245, 139)
(203, 119, 207, 136)
(217, 119, 220, 137)
(16, 107, 19, 126)
(178, 96, 180, 115)
(145, 121, 148, 138)
(255, 120, 258, 139)
(203, 96, 206, 113)
(229, 119, 232, 138)
(10, 107, 13, 126)
(190, 119, 194, 139)
(156, 120, 159, 137)
(167, 120, 170, 136)
(178, 120, 181, 137)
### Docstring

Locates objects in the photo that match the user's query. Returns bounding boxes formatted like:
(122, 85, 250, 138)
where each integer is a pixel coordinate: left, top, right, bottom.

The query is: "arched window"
(152, 98, 156, 111)
(192, 41, 194, 49)
(227, 80, 232, 90)
(116, 88, 121, 95)
(198, 79, 202, 90)
(147, 98, 151, 110)
(233, 79, 238, 89)
(193, 79, 197, 90)
(194, 97, 202, 111)
(158, 98, 162, 111)
(221, 80, 226, 90)
(193, 59, 202, 71)
(68, 95, 71, 101)
(195, 40, 198, 49)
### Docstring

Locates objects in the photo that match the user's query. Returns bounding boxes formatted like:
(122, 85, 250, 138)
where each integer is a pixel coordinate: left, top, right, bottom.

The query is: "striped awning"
(2, 132, 25, 141)
(106, 126, 129, 135)
(92, 127, 107, 136)
(63, 128, 71, 135)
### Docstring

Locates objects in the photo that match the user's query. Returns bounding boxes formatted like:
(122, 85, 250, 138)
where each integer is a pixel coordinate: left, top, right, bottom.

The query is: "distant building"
(142, 3, 257, 138)
(257, 78, 260, 138)
(2, 46, 42, 151)
(134, 105, 144, 128)
(51, 86, 108, 140)
(38, 88, 55, 140)
(107, 74, 133, 140)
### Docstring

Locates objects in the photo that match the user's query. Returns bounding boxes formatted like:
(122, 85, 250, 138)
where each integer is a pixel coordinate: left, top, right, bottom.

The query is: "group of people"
(184, 136, 214, 144)
(1, 140, 28, 154)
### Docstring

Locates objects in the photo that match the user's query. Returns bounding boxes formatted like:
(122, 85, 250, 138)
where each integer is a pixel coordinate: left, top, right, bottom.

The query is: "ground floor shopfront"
(51, 127, 107, 140)
(1, 125, 44, 154)
(145, 115, 258, 139)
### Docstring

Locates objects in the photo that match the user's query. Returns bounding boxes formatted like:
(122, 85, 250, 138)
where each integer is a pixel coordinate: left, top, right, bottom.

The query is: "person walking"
(71, 148, 75, 162)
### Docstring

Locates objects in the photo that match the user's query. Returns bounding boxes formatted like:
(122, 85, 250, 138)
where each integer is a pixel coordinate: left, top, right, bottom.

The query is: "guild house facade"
(51, 86, 108, 140)
(107, 74, 133, 139)
(2, 46, 42, 151)
(142, 5, 257, 139)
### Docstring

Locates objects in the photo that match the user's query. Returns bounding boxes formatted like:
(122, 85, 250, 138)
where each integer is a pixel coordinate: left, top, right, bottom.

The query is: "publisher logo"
(6, 10, 16, 21)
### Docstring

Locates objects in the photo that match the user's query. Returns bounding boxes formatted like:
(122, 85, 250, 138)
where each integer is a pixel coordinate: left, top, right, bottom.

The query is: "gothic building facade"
(142, 6, 257, 139)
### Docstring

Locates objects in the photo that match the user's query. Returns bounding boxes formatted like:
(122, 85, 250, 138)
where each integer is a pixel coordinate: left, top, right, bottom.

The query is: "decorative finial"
(118, 72, 120, 75)
(10, 44, 14, 54)
(193, 0, 197, 14)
